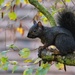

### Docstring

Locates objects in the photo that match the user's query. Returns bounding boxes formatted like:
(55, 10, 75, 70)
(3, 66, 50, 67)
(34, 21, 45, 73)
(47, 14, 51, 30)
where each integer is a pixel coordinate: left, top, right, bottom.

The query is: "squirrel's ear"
(37, 21, 44, 29)
(38, 21, 42, 26)
(37, 21, 43, 26)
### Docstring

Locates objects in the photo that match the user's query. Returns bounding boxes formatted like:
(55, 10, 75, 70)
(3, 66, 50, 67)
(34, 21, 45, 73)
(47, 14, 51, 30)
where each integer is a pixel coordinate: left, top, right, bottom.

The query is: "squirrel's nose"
(27, 33, 31, 38)
(27, 33, 29, 37)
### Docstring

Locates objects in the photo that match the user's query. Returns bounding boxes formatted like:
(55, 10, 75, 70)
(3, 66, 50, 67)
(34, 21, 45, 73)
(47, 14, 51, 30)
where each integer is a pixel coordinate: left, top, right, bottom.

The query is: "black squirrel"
(27, 8, 75, 56)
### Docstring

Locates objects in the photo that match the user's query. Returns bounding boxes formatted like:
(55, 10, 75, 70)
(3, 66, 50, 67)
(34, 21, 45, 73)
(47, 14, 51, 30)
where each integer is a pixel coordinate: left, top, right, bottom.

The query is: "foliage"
(19, 48, 30, 58)
(35, 63, 50, 75)
(8, 11, 17, 20)
(55, 62, 64, 70)
(0, 0, 4, 5)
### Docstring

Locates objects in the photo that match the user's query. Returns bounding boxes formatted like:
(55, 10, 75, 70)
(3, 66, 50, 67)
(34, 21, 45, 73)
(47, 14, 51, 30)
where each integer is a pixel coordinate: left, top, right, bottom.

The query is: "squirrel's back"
(57, 7, 75, 38)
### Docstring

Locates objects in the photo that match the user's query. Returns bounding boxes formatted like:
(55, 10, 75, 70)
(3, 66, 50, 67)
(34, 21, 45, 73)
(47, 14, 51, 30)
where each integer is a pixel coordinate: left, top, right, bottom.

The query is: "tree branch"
(28, 0, 56, 26)
(38, 47, 75, 66)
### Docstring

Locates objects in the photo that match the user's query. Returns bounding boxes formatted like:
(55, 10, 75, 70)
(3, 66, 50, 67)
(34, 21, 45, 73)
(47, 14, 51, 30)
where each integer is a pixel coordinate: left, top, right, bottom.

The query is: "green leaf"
(65, 0, 71, 3)
(9, 44, 15, 49)
(34, 58, 42, 64)
(9, 44, 19, 50)
(0, 62, 2, 68)
(9, 61, 18, 65)
(19, 48, 30, 58)
(0, 0, 4, 5)
(51, 6, 57, 16)
(42, 63, 49, 68)
(23, 68, 33, 75)
(12, 65, 18, 73)
(1, 57, 8, 64)
(8, 12, 17, 20)
(2, 62, 9, 71)
(36, 67, 48, 75)
(1, 51, 7, 56)
(36, 63, 50, 75)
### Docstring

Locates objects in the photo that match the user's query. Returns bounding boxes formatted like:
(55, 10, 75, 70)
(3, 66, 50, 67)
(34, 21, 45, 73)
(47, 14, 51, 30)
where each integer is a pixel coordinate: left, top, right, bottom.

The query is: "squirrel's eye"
(33, 30, 36, 32)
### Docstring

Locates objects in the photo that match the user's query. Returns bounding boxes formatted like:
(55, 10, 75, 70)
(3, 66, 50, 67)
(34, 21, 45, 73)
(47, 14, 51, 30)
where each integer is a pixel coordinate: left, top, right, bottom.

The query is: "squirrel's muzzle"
(27, 33, 30, 38)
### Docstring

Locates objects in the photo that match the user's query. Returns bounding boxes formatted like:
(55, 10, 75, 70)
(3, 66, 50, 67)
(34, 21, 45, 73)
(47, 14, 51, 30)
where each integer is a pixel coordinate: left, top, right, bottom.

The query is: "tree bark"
(38, 48, 75, 66)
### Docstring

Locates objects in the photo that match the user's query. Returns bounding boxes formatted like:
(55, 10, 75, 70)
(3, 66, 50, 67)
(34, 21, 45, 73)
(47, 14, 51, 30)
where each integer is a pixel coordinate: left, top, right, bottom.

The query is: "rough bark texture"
(38, 48, 75, 66)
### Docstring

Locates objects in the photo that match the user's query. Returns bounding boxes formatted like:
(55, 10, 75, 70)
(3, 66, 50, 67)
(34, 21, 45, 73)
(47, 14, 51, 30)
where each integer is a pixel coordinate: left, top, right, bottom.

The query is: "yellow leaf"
(24, 59, 32, 63)
(5, 2, 11, 7)
(38, 12, 43, 16)
(16, 0, 20, 5)
(65, 0, 71, 3)
(38, 0, 42, 2)
(19, 28, 24, 34)
(42, 17, 48, 24)
(24, 0, 30, 4)
(56, 63, 64, 70)
(16, 27, 20, 32)
(34, 58, 42, 64)
(17, 27, 24, 36)
(59, 63, 64, 70)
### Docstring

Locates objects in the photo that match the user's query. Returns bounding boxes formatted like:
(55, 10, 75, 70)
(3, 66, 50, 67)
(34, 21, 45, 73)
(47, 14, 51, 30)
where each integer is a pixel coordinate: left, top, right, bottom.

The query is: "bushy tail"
(57, 7, 75, 38)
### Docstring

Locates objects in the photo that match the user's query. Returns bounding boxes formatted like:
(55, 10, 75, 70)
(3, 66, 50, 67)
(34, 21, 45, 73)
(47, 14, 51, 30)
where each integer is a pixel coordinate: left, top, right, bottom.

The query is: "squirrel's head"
(27, 21, 44, 38)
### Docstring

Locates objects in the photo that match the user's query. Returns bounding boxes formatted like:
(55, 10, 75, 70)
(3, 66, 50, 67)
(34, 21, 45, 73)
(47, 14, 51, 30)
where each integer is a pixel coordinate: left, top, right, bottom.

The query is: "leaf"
(37, 12, 48, 24)
(59, 0, 71, 4)
(8, 11, 17, 20)
(1, 57, 8, 64)
(20, 0, 24, 3)
(16, 27, 24, 36)
(16, 0, 20, 5)
(41, 16, 48, 24)
(65, 0, 71, 3)
(34, 58, 42, 64)
(1, 51, 7, 56)
(24, 0, 30, 4)
(12, 65, 18, 73)
(41, 63, 50, 69)
(38, 0, 42, 2)
(51, 6, 57, 16)
(2, 62, 9, 71)
(0, 0, 4, 5)
(19, 48, 30, 58)
(24, 59, 33, 63)
(9, 61, 18, 65)
(23, 68, 33, 75)
(9, 44, 17, 49)
(5, 2, 11, 7)
(55, 63, 64, 70)
(16, 23, 25, 36)
(36, 63, 50, 75)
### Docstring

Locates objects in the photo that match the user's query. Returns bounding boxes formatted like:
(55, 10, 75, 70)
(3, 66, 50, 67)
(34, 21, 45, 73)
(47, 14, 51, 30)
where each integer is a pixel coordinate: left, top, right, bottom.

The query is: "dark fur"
(27, 9, 75, 56)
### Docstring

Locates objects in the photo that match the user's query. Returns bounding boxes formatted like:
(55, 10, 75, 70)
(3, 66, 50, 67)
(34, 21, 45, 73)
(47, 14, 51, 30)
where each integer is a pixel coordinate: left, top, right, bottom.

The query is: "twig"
(71, 0, 75, 6)
(61, 0, 67, 8)
(31, 48, 38, 52)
